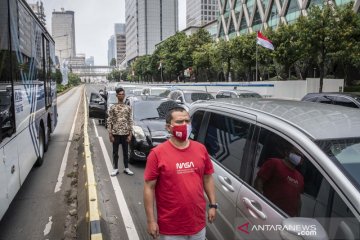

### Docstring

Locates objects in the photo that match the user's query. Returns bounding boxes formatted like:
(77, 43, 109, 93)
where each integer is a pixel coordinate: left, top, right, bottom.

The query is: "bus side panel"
(18, 122, 38, 185)
(3, 138, 20, 205)
(0, 148, 9, 220)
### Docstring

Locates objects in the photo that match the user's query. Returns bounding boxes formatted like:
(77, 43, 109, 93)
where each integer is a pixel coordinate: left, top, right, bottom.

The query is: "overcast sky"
(37, 0, 186, 65)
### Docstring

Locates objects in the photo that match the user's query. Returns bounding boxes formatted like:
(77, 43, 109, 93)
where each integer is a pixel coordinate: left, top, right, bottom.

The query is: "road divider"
(83, 90, 103, 240)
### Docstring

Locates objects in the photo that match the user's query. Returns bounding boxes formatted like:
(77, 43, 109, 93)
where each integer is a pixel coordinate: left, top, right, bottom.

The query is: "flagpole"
(256, 41, 258, 82)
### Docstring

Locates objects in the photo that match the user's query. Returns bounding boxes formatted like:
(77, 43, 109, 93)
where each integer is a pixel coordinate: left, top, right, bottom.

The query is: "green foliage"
(52, 69, 62, 85)
(110, 58, 117, 67)
(68, 73, 81, 86)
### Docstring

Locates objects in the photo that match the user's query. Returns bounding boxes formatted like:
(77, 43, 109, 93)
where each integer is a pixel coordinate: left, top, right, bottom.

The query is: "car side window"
(317, 95, 334, 104)
(334, 96, 358, 108)
(216, 93, 224, 98)
(204, 113, 251, 176)
(190, 110, 205, 141)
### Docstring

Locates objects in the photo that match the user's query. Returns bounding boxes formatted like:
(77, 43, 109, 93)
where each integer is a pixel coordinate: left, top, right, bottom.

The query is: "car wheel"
(34, 126, 45, 167)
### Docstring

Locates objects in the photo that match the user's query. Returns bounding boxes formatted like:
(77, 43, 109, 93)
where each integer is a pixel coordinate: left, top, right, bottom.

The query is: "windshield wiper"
(140, 117, 162, 121)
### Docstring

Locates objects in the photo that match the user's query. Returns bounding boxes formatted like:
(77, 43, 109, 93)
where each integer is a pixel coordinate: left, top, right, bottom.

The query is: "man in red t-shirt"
(255, 147, 304, 217)
(144, 107, 216, 240)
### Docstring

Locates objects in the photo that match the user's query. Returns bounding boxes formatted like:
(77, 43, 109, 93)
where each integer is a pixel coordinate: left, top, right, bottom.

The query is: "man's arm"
(254, 176, 264, 194)
(144, 180, 159, 239)
(203, 174, 216, 223)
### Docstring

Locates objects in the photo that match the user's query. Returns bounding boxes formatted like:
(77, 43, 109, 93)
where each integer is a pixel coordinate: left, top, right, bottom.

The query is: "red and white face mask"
(171, 124, 192, 141)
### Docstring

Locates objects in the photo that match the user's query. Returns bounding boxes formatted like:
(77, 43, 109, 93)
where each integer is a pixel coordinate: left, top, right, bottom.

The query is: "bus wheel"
(35, 127, 45, 167)
(45, 119, 51, 152)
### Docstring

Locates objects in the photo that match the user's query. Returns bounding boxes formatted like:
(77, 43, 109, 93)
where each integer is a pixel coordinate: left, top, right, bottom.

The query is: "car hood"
(135, 119, 169, 137)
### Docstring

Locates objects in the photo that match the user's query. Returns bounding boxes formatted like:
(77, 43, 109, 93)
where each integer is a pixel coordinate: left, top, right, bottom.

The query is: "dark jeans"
(112, 135, 129, 169)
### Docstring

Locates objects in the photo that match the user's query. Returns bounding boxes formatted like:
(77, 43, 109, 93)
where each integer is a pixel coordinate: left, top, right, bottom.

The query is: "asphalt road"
(0, 83, 172, 240)
(0, 86, 86, 239)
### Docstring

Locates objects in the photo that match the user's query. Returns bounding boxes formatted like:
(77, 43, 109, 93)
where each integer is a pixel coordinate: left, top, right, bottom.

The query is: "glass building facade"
(217, 0, 360, 39)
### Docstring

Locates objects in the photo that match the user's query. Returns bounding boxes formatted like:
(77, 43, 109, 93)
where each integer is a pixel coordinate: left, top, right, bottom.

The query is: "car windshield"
(133, 100, 179, 121)
(238, 93, 262, 98)
(150, 89, 168, 96)
(316, 138, 360, 189)
(184, 92, 214, 103)
(107, 92, 118, 104)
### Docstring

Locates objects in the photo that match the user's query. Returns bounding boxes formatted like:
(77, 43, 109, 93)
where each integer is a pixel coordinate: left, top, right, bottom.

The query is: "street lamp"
(53, 34, 70, 63)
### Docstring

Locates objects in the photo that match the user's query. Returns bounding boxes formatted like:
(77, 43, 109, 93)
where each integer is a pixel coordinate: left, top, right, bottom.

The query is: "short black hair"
(116, 87, 125, 94)
(165, 107, 188, 124)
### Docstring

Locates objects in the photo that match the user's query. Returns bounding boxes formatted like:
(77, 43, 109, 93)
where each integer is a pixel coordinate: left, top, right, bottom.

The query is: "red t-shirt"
(257, 158, 304, 217)
(144, 140, 214, 235)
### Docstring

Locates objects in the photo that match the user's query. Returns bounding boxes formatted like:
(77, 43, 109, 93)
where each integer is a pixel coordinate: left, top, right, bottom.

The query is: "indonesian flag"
(257, 32, 274, 50)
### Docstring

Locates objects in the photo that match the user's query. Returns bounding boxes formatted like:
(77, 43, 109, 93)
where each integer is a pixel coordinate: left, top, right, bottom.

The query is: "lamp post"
(53, 34, 69, 64)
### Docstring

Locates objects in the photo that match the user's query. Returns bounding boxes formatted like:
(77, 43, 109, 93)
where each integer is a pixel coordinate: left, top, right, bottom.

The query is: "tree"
(110, 58, 117, 67)
(52, 69, 62, 85)
(68, 73, 81, 86)
(296, 4, 339, 92)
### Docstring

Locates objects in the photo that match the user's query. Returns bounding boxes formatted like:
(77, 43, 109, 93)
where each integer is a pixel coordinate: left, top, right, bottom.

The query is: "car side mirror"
(280, 218, 328, 240)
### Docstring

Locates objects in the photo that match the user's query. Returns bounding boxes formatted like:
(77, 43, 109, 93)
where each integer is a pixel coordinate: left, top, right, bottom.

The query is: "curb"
(83, 90, 103, 240)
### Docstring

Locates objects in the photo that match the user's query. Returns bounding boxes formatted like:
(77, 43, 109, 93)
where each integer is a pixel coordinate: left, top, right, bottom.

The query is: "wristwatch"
(208, 203, 218, 209)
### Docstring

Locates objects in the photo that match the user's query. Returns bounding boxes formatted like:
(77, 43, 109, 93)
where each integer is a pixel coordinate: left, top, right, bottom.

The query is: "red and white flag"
(256, 32, 274, 50)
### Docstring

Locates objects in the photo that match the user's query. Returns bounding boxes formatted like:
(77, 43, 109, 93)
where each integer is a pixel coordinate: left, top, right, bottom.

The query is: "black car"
(301, 92, 360, 109)
(125, 96, 179, 163)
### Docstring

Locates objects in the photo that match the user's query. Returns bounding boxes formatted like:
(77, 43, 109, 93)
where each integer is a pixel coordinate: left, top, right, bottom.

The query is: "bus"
(0, 0, 58, 219)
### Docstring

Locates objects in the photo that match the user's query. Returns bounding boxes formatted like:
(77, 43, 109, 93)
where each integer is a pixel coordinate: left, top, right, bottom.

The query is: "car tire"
(34, 126, 45, 167)
(44, 119, 51, 152)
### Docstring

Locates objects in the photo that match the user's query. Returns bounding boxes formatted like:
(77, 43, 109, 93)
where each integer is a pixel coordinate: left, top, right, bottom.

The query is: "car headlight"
(132, 126, 146, 141)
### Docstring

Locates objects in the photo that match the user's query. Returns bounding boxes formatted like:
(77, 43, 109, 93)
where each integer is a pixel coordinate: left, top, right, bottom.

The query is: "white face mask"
(288, 152, 302, 166)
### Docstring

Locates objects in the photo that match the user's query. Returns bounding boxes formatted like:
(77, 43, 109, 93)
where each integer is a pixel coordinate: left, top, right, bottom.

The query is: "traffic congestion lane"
(0, 86, 85, 239)
(85, 84, 153, 240)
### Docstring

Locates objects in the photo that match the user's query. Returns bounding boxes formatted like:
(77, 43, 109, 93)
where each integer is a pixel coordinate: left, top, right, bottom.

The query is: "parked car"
(141, 87, 170, 97)
(167, 89, 214, 110)
(190, 98, 360, 240)
(124, 96, 179, 163)
(302, 92, 360, 108)
(216, 90, 262, 99)
(115, 84, 139, 95)
(89, 90, 117, 126)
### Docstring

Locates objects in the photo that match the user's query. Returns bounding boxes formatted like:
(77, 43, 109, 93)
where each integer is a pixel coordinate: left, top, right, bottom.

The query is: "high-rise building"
(115, 23, 126, 66)
(52, 9, 76, 63)
(125, 0, 178, 64)
(28, 1, 46, 26)
(217, 0, 360, 40)
(86, 56, 94, 66)
(107, 35, 116, 65)
(186, 0, 218, 27)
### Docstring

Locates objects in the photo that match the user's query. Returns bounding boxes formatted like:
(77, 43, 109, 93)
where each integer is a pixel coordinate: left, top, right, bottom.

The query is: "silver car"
(190, 98, 360, 240)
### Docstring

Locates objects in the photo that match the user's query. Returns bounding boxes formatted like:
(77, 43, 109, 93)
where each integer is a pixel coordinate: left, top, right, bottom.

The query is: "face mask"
(171, 124, 192, 141)
(288, 152, 302, 166)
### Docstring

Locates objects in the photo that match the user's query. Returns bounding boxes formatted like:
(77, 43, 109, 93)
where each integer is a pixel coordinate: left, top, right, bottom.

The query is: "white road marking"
(93, 121, 140, 240)
(92, 119, 99, 137)
(54, 92, 82, 193)
(43, 216, 53, 236)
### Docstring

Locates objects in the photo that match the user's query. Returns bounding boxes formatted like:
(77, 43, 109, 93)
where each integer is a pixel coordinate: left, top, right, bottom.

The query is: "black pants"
(112, 135, 129, 169)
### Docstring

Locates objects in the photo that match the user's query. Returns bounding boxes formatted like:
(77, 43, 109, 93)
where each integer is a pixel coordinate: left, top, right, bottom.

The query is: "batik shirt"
(107, 103, 133, 136)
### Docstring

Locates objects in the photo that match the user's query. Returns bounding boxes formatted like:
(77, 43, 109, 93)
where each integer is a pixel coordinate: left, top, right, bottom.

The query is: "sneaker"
(124, 168, 134, 175)
(110, 169, 119, 176)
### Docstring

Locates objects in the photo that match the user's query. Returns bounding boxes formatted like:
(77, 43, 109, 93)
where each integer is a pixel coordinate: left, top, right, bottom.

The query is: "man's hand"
(207, 208, 216, 223)
(127, 134, 132, 143)
(109, 133, 114, 143)
(147, 221, 159, 239)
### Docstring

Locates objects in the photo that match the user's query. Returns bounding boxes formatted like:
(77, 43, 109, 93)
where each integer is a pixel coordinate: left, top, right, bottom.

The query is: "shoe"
(110, 169, 119, 176)
(124, 168, 134, 175)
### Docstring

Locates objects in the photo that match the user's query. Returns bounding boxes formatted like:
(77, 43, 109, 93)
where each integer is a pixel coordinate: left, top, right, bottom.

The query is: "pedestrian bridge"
(71, 66, 114, 83)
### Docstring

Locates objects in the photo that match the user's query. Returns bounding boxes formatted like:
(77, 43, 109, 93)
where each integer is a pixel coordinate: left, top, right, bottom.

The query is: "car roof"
(303, 92, 360, 98)
(128, 95, 168, 102)
(177, 89, 210, 93)
(217, 89, 259, 94)
(192, 98, 360, 140)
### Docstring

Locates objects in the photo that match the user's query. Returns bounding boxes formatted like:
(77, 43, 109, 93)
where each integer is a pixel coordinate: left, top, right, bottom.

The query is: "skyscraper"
(186, 0, 218, 27)
(115, 23, 126, 66)
(28, 1, 46, 26)
(52, 9, 76, 63)
(125, 0, 178, 64)
(107, 35, 116, 65)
